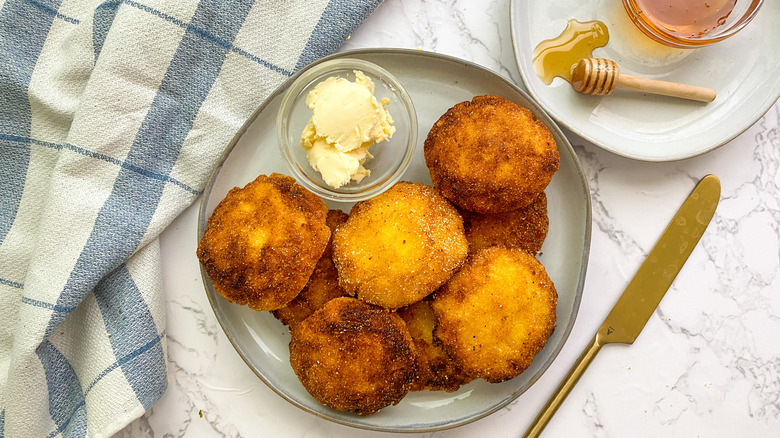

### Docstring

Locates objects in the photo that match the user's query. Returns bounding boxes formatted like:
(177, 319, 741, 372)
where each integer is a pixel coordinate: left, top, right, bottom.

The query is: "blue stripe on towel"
(29, 265, 166, 435)
(44, 0, 254, 335)
(0, 0, 61, 246)
(21, 296, 76, 313)
(1, 277, 24, 289)
(93, 0, 292, 75)
(94, 264, 166, 409)
(83, 330, 165, 399)
(34, 2, 254, 431)
(294, 0, 383, 71)
(92, 1, 120, 62)
(36, 340, 87, 438)
(0, 134, 199, 195)
(25, 0, 79, 24)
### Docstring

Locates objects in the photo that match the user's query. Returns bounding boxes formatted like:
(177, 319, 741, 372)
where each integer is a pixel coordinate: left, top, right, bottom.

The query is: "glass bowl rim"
(276, 57, 418, 202)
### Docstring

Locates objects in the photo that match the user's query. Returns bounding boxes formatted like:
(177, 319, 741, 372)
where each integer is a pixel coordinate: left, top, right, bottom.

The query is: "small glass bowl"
(622, 0, 764, 48)
(277, 58, 417, 203)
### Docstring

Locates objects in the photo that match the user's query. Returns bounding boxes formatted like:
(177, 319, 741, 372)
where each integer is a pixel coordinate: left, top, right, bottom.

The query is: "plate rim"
(196, 47, 592, 432)
(508, 0, 780, 162)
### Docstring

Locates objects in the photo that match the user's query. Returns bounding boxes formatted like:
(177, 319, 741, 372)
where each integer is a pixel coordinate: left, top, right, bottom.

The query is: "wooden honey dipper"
(571, 58, 716, 103)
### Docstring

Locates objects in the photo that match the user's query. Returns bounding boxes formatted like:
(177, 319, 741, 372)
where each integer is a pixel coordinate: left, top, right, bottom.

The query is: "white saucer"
(510, 0, 780, 161)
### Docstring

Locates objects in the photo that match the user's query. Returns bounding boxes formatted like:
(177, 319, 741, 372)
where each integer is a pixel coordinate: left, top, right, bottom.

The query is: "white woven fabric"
(0, 0, 381, 436)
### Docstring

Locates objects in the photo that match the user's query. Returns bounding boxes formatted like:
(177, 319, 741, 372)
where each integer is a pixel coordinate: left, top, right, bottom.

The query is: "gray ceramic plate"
(197, 49, 591, 432)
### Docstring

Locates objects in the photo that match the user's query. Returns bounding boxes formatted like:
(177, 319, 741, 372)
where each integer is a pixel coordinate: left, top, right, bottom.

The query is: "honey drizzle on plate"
(532, 20, 610, 85)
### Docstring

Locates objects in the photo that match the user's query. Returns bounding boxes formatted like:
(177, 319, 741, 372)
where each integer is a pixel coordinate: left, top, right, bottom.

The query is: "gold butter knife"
(524, 174, 721, 438)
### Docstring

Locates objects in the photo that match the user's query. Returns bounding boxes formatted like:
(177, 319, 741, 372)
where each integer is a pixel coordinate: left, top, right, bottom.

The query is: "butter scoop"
(301, 70, 395, 188)
(305, 137, 372, 188)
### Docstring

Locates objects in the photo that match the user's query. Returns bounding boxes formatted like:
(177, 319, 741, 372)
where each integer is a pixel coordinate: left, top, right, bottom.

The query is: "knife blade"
(524, 174, 720, 438)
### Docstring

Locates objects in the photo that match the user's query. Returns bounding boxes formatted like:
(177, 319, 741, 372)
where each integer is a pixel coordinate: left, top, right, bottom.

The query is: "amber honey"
(532, 20, 610, 85)
(633, 0, 737, 38)
(622, 0, 761, 48)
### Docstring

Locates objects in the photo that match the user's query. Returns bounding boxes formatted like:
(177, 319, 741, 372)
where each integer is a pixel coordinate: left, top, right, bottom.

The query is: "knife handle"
(523, 333, 605, 438)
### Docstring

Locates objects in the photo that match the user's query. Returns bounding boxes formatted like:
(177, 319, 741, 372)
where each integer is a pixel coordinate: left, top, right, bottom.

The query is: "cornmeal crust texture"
(424, 95, 559, 213)
(431, 247, 557, 383)
(332, 182, 469, 309)
(289, 297, 418, 415)
(398, 300, 473, 392)
(460, 191, 549, 255)
(273, 209, 351, 327)
(196, 173, 329, 311)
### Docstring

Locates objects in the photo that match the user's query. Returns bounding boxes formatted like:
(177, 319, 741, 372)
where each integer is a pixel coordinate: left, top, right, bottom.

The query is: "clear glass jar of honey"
(623, 0, 764, 48)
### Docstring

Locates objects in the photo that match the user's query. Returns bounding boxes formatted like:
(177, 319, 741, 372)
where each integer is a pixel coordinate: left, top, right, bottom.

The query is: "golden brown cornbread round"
(431, 247, 557, 383)
(289, 297, 418, 415)
(424, 95, 559, 213)
(273, 209, 351, 327)
(397, 300, 473, 392)
(196, 173, 329, 311)
(332, 182, 469, 310)
(460, 191, 549, 255)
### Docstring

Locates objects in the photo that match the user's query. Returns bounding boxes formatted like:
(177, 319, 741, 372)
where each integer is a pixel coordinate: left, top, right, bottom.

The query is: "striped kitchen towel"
(0, 0, 383, 436)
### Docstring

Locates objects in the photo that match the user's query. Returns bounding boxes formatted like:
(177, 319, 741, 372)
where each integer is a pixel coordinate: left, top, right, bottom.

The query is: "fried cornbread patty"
(461, 192, 549, 255)
(424, 95, 559, 213)
(332, 182, 469, 309)
(431, 247, 557, 383)
(273, 209, 351, 327)
(398, 300, 473, 392)
(196, 173, 329, 311)
(289, 297, 418, 415)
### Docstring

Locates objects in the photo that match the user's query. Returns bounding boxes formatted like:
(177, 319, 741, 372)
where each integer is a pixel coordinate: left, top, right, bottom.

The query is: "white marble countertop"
(116, 0, 780, 436)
